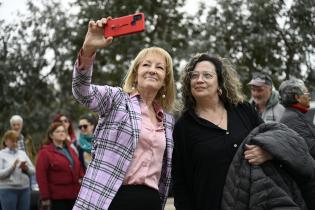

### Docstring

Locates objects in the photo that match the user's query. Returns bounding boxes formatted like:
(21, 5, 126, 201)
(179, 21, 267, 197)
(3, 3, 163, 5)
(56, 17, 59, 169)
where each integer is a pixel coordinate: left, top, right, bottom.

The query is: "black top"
(280, 108, 315, 210)
(172, 102, 262, 210)
(280, 107, 315, 158)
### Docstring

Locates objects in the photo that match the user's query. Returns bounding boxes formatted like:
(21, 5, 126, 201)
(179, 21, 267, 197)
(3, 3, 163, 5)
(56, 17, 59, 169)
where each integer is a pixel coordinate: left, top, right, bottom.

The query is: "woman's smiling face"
(135, 52, 166, 94)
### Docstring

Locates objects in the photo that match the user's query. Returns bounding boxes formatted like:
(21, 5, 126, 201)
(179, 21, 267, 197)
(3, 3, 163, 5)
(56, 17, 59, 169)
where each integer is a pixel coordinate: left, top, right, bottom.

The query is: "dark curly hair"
(180, 53, 245, 111)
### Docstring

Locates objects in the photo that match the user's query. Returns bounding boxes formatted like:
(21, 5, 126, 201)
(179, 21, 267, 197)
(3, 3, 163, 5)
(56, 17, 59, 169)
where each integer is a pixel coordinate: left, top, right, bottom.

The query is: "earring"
(132, 81, 137, 90)
(161, 86, 166, 99)
(162, 87, 166, 99)
(218, 88, 222, 96)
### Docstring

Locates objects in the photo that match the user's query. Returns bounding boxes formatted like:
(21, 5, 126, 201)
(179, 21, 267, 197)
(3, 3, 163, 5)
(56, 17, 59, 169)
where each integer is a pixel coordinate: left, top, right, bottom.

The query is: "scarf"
(78, 133, 93, 153)
(291, 103, 309, 113)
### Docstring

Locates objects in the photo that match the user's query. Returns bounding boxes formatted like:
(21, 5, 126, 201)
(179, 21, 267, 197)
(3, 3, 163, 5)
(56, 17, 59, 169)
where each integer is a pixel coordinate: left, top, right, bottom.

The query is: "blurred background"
(0, 0, 315, 149)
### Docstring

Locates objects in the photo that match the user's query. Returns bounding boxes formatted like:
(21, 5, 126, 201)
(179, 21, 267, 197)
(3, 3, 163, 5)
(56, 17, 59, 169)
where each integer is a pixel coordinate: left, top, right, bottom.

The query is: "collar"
(53, 142, 66, 149)
(3, 147, 18, 154)
(130, 91, 164, 121)
(130, 91, 139, 98)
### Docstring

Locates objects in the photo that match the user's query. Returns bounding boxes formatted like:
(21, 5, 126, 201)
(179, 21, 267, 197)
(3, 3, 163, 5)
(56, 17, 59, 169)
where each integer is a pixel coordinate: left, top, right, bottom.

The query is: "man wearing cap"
(248, 72, 285, 122)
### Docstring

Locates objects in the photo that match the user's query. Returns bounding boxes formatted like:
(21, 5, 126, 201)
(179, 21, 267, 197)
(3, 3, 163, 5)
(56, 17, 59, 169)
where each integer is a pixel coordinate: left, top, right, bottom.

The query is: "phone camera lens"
(133, 14, 142, 21)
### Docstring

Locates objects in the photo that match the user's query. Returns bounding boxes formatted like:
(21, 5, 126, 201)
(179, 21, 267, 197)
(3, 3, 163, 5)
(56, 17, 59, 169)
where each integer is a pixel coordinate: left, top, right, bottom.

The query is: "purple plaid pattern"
(72, 62, 174, 210)
(17, 135, 26, 151)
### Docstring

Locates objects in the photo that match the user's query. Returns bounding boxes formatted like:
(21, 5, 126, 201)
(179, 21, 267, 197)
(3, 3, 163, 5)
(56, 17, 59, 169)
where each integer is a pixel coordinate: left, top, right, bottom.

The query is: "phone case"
(103, 13, 145, 38)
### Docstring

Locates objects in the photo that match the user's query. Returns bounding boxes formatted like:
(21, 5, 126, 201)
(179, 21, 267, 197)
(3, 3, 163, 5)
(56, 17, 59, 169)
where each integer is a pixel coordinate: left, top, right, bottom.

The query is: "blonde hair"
(123, 47, 175, 112)
(2, 130, 19, 149)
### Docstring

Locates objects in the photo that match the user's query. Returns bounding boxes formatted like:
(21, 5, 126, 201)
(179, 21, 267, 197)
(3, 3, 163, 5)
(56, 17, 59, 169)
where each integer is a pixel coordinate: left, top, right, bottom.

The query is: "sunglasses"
(60, 119, 69, 123)
(79, 124, 89, 130)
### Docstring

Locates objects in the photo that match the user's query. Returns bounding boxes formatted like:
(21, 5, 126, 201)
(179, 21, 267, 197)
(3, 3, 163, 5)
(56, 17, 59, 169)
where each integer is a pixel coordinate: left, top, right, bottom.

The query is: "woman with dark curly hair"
(172, 54, 272, 210)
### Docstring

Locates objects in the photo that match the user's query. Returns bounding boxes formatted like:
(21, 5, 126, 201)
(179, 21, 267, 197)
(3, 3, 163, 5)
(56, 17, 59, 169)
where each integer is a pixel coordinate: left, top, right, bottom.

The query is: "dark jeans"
(0, 188, 30, 210)
(51, 199, 75, 210)
(109, 185, 161, 210)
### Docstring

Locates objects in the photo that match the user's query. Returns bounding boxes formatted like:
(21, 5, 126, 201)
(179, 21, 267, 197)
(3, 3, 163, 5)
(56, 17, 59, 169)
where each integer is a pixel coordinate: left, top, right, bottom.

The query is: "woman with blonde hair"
(0, 130, 35, 210)
(172, 54, 271, 210)
(72, 17, 176, 210)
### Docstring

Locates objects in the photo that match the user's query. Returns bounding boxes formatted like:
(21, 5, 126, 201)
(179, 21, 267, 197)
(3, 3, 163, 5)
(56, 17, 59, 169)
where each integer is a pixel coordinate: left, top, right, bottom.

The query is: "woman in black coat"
(279, 78, 315, 210)
(172, 54, 272, 210)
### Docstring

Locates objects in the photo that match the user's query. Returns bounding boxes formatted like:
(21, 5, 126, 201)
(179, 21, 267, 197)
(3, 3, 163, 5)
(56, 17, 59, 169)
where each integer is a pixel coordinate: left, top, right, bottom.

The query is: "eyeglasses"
(54, 129, 66, 133)
(79, 124, 89, 130)
(188, 71, 216, 81)
(302, 92, 311, 98)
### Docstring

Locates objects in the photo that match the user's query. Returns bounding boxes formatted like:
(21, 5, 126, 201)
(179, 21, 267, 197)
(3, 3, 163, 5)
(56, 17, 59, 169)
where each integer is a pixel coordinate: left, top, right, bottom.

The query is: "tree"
(69, 0, 193, 86)
(1, 0, 195, 145)
(0, 0, 80, 148)
(192, 0, 315, 91)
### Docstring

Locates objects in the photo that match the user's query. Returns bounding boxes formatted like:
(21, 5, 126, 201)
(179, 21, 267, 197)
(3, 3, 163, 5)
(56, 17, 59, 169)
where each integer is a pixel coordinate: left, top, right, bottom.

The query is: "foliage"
(192, 0, 315, 92)
(69, 0, 192, 86)
(1, 0, 314, 146)
(0, 0, 193, 146)
(0, 0, 82, 148)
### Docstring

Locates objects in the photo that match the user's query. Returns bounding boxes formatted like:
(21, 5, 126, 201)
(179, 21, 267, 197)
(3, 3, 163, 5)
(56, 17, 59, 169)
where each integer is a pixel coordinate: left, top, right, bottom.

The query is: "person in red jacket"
(36, 122, 84, 210)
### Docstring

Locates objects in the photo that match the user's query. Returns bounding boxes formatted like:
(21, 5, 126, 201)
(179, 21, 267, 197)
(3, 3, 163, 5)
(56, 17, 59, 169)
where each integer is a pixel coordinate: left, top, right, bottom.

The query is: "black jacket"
(222, 123, 315, 210)
(280, 108, 315, 157)
(172, 102, 262, 210)
(280, 108, 315, 209)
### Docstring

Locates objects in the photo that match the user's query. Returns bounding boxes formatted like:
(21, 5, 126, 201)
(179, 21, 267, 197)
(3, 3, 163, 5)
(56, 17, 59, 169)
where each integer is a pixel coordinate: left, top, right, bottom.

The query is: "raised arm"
(72, 18, 120, 114)
(82, 18, 113, 56)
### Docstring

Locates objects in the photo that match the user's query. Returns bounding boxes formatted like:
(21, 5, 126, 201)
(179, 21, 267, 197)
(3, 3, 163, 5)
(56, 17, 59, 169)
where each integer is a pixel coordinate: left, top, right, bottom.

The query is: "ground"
(165, 198, 175, 210)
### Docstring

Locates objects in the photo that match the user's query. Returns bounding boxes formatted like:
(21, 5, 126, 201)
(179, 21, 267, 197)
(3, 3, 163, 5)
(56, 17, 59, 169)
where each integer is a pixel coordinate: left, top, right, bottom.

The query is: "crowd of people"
(1, 16, 315, 210)
(0, 113, 96, 210)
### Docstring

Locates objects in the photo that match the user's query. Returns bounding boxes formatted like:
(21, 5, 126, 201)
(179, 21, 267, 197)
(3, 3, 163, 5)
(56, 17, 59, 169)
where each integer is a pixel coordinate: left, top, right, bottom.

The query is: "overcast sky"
(0, 0, 209, 22)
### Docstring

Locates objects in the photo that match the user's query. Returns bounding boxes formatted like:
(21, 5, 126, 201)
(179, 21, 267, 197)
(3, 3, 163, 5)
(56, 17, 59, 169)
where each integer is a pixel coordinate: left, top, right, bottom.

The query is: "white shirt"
(0, 147, 35, 189)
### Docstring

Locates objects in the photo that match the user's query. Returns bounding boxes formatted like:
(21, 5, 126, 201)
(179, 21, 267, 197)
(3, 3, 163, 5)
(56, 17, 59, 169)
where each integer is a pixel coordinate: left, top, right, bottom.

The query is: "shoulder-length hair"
(42, 122, 64, 145)
(180, 53, 245, 111)
(122, 47, 176, 112)
(1, 130, 19, 149)
(79, 114, 98, 132)
(53, 113, 76, 142)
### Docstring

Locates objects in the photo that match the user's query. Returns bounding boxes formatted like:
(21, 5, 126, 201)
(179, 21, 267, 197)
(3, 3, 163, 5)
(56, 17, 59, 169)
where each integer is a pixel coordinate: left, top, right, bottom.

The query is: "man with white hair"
(10, 115, 36, 164)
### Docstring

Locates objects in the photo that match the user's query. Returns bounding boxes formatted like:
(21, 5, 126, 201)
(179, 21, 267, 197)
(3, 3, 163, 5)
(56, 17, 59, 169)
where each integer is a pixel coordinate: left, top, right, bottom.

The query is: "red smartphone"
(103, 13, 145, 38)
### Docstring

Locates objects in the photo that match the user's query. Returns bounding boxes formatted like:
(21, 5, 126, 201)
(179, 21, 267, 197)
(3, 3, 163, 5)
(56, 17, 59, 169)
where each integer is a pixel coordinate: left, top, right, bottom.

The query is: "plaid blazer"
(72, 64, 174, 210)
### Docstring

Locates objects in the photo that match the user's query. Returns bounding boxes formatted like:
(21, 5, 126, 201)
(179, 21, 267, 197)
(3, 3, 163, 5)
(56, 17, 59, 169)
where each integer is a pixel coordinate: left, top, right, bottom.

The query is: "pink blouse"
(123, 94, 166, 190)
(77, 51, 167, 190)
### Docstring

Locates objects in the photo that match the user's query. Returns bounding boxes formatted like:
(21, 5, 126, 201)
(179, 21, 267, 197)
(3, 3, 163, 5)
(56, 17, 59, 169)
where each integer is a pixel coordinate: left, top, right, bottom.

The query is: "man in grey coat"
(249, 72, 284, 122)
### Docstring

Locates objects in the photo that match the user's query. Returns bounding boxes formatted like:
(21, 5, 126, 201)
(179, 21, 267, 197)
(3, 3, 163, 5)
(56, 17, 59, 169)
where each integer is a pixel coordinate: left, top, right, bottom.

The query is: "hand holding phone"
(19, 161, 28, 172)
(103, 13, 145, 38)
(82, 18, 113, 56)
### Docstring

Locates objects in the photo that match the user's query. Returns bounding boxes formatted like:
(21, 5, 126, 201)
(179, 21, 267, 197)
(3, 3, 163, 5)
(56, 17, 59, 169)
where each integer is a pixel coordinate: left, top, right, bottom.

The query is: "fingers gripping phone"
(103, 13, 145, 38)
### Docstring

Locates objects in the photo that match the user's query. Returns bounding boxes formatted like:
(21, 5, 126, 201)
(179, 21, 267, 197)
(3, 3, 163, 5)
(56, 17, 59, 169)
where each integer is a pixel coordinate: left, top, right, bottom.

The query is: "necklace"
(215, 108, 225, 127)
